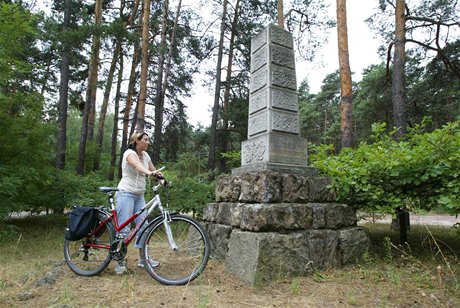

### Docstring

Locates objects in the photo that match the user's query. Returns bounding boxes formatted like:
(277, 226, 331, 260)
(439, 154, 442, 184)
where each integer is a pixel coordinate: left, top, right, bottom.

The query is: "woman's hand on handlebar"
(150, 170, 164, 180)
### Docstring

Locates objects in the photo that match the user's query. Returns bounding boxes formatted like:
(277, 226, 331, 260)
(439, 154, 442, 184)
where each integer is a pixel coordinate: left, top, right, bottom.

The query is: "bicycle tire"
(141, 214, 210, 285)
(64, 210, 115, 276)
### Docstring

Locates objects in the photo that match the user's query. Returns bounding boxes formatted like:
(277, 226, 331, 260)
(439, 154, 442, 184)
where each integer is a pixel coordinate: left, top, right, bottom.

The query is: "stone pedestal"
(202, 171, 370, 286)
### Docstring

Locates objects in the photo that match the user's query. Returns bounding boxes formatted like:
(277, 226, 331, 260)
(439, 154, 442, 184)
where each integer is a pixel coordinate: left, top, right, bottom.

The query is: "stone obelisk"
(234, 24, 313, 175)
(202, 24, 370, 286)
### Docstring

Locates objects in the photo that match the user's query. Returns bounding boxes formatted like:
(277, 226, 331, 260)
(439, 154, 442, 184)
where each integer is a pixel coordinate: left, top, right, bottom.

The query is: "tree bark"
(208, 0, 228, 177)
(152, 0, 170, 163)
(77, 0, 103, 175)
(220, 0, 240, 172)
(278, 0, 284, 28)
(93, 39, 121, 171)
(337, 0, 353, 149)
(56, 0, 71, 170)
(392, 0, 407, 140)
(136, 0, 151, 131)
(109, 47, 124, 181)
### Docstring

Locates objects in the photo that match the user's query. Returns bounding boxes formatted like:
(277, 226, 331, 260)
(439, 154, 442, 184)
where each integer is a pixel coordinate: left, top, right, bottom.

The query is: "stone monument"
(234, 23, 314, 176)
(202, 24, 370, 286)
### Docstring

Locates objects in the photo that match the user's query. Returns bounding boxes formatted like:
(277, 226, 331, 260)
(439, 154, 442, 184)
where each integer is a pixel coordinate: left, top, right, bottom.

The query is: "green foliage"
(158, 171, 214, 218)
(310, 120, 460, 215)
(299, 72, 342, 147)
(220, 151, 241, 171)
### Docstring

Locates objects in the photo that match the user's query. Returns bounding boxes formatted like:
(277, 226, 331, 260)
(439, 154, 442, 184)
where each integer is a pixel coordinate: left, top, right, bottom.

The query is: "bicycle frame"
(88, 182, 177, 251)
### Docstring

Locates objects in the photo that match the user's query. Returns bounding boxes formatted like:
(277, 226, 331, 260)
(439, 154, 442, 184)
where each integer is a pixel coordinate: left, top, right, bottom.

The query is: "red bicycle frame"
(86, 207, 149, 250)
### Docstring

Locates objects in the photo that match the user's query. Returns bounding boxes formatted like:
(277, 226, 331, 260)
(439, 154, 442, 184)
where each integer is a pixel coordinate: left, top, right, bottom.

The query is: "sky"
(186, 0, 383, 127)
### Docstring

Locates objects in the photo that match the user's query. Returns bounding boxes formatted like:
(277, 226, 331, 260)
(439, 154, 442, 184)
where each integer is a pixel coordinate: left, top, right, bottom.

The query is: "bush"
(310, 120, 460, 215)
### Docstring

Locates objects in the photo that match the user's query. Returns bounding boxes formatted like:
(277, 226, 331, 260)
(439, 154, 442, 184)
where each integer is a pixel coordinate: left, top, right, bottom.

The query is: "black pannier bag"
(65, 207, 96, 241)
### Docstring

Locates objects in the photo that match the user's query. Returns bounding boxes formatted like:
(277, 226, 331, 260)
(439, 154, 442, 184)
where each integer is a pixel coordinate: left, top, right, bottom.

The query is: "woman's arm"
(126, 153, 153, 175)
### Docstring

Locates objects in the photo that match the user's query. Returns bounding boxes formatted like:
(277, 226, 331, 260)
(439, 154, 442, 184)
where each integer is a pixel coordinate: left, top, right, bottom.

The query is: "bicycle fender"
(135, 214, 175, 247)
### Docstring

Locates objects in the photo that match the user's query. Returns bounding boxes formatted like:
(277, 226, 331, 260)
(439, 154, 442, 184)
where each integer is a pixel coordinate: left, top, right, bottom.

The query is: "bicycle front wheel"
(64, 211, 115, 276)
(141, 214, 210, 285)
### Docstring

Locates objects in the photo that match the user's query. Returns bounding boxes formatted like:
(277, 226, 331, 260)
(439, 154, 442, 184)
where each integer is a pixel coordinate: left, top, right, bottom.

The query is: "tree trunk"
(152, 0, 170, 163)
(117, 2, 141, 178)
(94, 39, 121, 171)
(56, 0, 71, 170)
(392, 0, 407, 140)
(88, 0, 103, 141)
(208, 0, 228, 177)
(109, 47, 124, 181)
(77, 0, 103, 175)
(277, 0, 284, 28)
(136, 0, 151, 131)
(220, 0, 240, 173)
(337, 0, 353, 149)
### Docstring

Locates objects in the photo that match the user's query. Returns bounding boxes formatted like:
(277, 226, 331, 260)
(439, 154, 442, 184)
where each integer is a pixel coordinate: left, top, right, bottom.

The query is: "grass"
(0, 215, 459, 307)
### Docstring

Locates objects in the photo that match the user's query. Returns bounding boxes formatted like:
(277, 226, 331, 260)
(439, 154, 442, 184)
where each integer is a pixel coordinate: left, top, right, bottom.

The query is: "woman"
(115, 131, 163, 274)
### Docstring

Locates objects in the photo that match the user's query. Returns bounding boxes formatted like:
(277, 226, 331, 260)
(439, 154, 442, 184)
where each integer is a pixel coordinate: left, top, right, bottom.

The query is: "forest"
(0, 0, 459, 223)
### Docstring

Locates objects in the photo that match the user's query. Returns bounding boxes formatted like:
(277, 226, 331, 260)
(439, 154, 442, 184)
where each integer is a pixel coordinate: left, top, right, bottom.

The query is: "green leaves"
(310, 121, 460, 215)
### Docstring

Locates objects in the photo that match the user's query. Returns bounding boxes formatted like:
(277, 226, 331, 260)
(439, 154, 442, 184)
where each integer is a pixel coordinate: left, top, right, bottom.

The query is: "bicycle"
(63, 168, 210, 285)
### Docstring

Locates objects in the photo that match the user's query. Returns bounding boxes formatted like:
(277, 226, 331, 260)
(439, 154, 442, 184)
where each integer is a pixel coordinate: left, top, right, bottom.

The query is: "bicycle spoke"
(142, 215, 210, 285)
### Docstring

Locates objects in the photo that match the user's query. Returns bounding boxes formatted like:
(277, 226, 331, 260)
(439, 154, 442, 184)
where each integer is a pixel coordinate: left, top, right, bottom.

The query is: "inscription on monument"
(243, 138, 267, 164)
(251, 27, 267, 54)
(271, 45, 295, 69)
(248, 112, 267, 136)
(271, 88, 298, 112)
(251, 48, 267, 73)
(270, 26, 293, 48)
(272, 111, 299, 134)
(250, 67, 268, 94)
(272, 67, 296, 90)
(249, 89, 267, 114)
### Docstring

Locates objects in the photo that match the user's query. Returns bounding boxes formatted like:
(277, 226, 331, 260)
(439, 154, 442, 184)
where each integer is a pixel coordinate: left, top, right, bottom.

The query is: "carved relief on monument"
(271, 45, 295, 69)
(251, 47, 267, 73)
(271, 88, 298, 112)
(272, 111, 299, 134)
(272, 67, 296, 90)
(270, 26, 293, 49)
(248, 112, 267, 137)
(243, 138, 267, 164)
(251, 27, 267, 55)
(249, 89, 267, 114)
(250, 67, 268, 94)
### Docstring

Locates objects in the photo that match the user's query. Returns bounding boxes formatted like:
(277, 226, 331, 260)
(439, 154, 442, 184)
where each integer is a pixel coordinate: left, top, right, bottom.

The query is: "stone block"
(271, 109, 299, 134)
(225, 230, 312, 285)
(203, 202, 241, 226)
(282, 174, 309, 202)
(271, 87, 298, 112)
(307, 177, 336, 202)
(215, 175, 241, 202)
(306, 230, 339, 269)
(271, 44, 295, 69)
(203, 222, 232, 261)
(271, 65, 296, 90)
(249, 89, 268, 114)
(241, 132, 307, 166)
(325, 203, 358, 229)
(239, 171, 282, 203)
(224, 229, 343, 286)
(338, 227, 370, 264)
(238, 203, 313, 232)
(251, 27, 267, 55)
(269, 24, 293, 49)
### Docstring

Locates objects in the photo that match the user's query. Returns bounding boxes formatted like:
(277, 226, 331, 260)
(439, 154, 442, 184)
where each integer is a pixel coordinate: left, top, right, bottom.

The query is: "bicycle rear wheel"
(64, 211, 115, 276)
(141, 214, 210, 285)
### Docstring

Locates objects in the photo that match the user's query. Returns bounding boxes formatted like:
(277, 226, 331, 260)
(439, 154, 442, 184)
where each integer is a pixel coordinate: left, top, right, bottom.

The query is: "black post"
(397, 208, 409, 244)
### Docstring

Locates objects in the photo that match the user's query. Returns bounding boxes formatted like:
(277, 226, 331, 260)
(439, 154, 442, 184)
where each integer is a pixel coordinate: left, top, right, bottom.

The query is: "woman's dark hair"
(128, 132, 148, 150)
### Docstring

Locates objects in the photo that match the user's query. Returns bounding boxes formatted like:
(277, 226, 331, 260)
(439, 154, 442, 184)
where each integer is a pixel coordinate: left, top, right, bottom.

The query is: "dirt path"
(359, 214, 459, 227)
